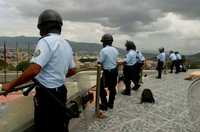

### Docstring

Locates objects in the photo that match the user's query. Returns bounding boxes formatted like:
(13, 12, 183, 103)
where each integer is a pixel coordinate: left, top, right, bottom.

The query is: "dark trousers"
(136, 62, 144, 84)
(100, 68, 118, 107)
(123, 65, 140, 92)
(170, 60, 176, 73)
(34, 84, 67, 132)
(156, 61, 164, 78)
(175, 60, 180, 73)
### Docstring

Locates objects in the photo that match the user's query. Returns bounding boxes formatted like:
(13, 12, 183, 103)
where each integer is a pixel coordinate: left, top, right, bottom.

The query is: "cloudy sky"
(0, 0, 200, 54)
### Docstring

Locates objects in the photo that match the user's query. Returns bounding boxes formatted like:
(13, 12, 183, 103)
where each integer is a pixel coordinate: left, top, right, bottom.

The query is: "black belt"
(41, 85, 65, 92)
(103, 67, 117, 72)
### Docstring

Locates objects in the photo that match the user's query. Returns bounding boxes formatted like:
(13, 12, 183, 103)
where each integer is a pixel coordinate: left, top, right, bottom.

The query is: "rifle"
(0, 79, 80, 118)
(0, 83, 35, 96)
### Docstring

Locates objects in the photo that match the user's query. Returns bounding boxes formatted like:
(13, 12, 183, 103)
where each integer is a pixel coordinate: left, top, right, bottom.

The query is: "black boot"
(107, 103, 114, 109)
(121, 89, 131, 96)
(99, 104, 107, 111)
(132, 84, 140, 90)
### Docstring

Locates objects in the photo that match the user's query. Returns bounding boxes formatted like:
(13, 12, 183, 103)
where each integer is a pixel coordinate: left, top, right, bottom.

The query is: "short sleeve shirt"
(30, 33, 75, 88)
(157, 52, 166, 62)
(176, 54, 182, 60)
(124, 50, 137, 66)
(169, 53, 177, 61)
(99, 45, 119, 70)
(136, 50, 145, 63)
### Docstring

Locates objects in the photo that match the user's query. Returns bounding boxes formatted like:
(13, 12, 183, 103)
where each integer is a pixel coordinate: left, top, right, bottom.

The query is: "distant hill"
(187, 52, 200, 64)
(0, 36, 156, 58)
(0, 36, 125, 55)
(187, 53, 200, 61)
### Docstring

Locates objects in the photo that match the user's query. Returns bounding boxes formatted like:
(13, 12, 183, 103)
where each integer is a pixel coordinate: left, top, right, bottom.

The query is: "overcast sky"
(0, 0, 200, 54)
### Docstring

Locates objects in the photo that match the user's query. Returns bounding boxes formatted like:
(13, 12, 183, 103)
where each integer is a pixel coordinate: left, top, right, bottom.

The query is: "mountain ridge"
(0, 36, 157, 58)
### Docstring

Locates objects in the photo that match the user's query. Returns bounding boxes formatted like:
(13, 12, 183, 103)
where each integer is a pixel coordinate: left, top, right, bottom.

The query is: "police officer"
(169, 50, 177, 73)
(156, 47, 166, 79)
(2, 9, 76, 132)
(121, 41, 139, 95)
(136, 49, 145, 88)
(175, 51, 182, 73)
(98, 33, 119, 111)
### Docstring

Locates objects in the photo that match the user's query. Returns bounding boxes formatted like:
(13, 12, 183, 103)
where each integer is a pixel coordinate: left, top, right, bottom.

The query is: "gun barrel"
(0, 83, 35, 96)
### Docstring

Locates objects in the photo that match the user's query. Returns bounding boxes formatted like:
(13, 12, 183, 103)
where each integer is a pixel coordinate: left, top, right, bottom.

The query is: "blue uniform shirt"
(136, 50, 145, 63)
(30, 33, 75, 88)
(125, 49, 137, 66)
(99, 45, 119, 70)
(176, 53, 182, 60)
(157, 52, 166, 62)
(169, 53, 177, 61)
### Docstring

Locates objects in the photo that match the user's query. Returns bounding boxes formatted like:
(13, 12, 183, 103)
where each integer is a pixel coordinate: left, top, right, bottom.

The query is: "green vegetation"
(0, 59, 15, 71)
(16, 61, 30, 71)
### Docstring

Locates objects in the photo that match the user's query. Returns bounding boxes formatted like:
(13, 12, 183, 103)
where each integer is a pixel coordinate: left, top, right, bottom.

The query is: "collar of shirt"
(104, 45, 111, 48)
(128, 49, 135, 53)
(48, 33, 60, 36)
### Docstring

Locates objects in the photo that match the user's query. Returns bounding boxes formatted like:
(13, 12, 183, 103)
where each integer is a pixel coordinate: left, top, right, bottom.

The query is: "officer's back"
(100, 45, 118, 70)
(33, 34, 74, 88)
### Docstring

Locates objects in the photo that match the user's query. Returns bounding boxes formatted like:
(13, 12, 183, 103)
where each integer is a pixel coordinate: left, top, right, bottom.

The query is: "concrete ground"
(71, 70, 200, 132)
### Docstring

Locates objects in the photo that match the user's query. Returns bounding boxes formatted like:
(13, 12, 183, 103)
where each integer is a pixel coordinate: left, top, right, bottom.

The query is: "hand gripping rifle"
(0, 79, 81, 120)
(0, 83, 35, 96)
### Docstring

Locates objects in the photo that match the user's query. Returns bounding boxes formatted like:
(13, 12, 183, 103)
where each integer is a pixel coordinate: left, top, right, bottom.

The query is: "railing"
(0, 65, 103, 132)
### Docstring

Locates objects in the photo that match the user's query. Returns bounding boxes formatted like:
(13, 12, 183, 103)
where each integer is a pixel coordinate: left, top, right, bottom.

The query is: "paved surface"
(1, 70, 199, 132)
(72, 70, 200, 132)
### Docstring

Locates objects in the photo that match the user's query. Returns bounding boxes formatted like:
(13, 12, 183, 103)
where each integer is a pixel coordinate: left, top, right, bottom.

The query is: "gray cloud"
(6, 0, 200, 33)
(2, 0, 200, 54)
(6, 0, 163, 32)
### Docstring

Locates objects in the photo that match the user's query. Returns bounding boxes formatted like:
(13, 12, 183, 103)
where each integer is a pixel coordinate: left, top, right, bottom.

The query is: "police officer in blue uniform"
(169, 50, 177, 73)
(2, 9, 76, 132)
(121, 41, 139, 95)
(175, 51, 182, 73)
(156, 47, 166, 79)
(98, 34, 119, 111)
(135, 49, 145, 89)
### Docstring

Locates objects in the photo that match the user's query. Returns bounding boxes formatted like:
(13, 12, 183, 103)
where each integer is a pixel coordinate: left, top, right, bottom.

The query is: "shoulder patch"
(33, 49, 41, 57)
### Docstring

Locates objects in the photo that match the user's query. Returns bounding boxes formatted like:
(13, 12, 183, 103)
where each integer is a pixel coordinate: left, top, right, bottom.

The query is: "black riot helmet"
(125, 40, 136, 51)
(159, 47, 164, 53)
(101, 34, 113, 47)
(37, 9, 63, 36)
(175, 51, 179, 54)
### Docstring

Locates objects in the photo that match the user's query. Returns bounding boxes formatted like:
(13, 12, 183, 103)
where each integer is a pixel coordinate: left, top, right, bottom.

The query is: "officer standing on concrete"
(121, 41, 139, 95)
(1, 9, 76, 132)
(136, 49, 145, 88)
(169, 50, 177, 73)
(175, 51, 182, 73)
(156, 47, 166, 79)
(98, 34, 119, 111)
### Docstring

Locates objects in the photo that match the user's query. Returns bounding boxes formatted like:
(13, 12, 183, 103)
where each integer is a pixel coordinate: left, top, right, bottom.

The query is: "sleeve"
(30, 39, 52, 67)
(157, 54, 160, 60)
(169, 54, 172, 59)
(179, 54, 182, 59)
(99, 50, 105, 63)
(125, 53, 131, 63)
(137, 51, 143, 61)
(140, 52, 145, 61)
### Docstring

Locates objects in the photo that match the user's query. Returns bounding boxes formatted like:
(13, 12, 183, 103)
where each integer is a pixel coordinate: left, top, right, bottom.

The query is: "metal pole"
(3, 42, 7, 83)
(95, 64, 101, 116)
(16, 42, 19, 77)
(28, 42, 31, 60)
